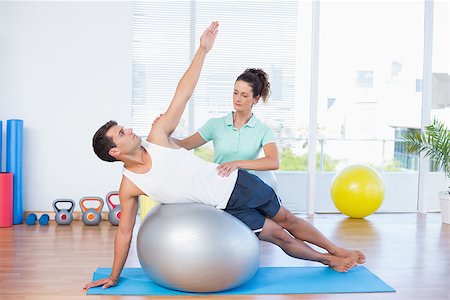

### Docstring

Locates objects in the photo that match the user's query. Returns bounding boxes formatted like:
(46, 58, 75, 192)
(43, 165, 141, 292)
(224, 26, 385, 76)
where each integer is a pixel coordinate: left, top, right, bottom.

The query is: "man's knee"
(272, 207, 298, 229)
(259, 218, 293, 246)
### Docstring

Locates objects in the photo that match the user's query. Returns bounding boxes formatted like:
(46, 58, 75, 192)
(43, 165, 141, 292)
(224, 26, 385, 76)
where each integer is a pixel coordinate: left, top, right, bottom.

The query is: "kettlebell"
(106, 191, 121, 226)
(79, 197, 104, 226)
(52, 199, 75, 225)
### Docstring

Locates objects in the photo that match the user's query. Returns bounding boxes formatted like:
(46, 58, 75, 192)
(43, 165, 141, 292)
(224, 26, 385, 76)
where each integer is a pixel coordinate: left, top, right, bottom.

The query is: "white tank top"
(123, 141, 238, 209)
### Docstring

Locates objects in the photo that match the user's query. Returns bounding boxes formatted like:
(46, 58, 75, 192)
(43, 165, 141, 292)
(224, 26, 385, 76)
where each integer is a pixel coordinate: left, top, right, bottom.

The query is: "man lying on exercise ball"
(84, 21, 365, 291)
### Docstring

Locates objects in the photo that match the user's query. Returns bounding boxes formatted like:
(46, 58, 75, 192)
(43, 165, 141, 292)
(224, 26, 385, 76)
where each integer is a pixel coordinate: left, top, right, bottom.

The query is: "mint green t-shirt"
(198, 112, 275, 164)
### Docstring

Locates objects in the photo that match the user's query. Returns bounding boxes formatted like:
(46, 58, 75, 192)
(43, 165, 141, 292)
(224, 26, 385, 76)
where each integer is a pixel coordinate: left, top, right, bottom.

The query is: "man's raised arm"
(155, 21, 219, 137)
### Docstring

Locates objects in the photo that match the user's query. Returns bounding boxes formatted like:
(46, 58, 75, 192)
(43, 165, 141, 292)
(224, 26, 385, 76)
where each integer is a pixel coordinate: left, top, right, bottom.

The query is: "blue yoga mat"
(87, 266, 395, 295)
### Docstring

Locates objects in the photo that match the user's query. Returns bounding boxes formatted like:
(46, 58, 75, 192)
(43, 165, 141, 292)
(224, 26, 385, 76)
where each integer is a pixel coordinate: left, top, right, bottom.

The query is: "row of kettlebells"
(53, 191, 121, 226)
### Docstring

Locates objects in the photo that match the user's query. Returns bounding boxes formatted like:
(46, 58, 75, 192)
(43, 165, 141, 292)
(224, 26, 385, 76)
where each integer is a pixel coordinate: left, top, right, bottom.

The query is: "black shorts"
(224, 170, 281, 236)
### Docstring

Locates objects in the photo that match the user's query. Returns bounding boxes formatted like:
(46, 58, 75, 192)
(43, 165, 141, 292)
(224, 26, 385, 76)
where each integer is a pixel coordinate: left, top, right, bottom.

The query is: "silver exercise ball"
(137, 203, 260, 293)
(254, 170, 278, 193)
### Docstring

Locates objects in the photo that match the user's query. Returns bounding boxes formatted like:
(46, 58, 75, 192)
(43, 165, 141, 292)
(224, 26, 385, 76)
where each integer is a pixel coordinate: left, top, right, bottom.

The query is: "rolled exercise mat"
(6, 119, 24, 224)
(0, 172, 13, 227)
(0, 120, 2, 171)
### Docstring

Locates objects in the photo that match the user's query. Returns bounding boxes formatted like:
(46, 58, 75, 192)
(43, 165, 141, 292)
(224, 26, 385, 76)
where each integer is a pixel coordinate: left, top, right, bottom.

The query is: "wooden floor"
(0, 213, 449, 300)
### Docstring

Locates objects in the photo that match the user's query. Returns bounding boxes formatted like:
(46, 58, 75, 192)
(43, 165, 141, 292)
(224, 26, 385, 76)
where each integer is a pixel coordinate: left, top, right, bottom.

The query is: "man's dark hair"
(92, 120, 118, 162)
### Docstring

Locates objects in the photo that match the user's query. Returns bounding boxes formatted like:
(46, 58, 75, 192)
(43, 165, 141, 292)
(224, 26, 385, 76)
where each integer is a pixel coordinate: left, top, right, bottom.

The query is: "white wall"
(0, 1, 133, 211)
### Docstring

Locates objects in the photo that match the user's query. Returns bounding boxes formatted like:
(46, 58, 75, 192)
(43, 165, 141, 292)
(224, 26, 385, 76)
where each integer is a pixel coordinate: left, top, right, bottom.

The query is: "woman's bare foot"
(322, 254, 358, 272)
(333, 248, 366, 264)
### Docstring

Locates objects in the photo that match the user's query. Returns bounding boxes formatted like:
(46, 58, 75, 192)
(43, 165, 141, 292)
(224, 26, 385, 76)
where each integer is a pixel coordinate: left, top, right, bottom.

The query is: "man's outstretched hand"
(200, 21, 219, 53)
(83, 277, 117, 291)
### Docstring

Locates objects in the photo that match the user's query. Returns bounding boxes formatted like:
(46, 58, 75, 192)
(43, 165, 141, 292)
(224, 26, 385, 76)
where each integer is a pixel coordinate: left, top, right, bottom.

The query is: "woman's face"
(233, 80, 260, 112)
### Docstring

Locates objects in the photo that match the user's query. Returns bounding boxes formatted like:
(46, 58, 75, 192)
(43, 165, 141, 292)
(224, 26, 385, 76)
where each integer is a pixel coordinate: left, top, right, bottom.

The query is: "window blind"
(133, 1, 301, 146)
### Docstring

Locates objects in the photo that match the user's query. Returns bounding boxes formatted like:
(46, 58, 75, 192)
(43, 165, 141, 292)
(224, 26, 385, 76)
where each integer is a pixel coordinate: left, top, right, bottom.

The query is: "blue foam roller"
(39, 214, 49, 226)
(26, 213, 37, 226)
(6, 119, 24, 225)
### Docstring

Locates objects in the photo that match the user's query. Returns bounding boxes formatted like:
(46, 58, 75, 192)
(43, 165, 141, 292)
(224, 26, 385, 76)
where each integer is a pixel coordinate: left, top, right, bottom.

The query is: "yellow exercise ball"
(139, 195, 159, 224)
(330, 164, 385, 218)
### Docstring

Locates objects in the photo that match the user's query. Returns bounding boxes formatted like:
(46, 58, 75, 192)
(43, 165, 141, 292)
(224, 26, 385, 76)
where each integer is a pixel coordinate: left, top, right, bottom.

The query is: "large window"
(133, 1, 310, 151)
(133, 1, 448, 213)
(313, 1, 426, 212)
(429, 0, 450, 211)
(316, 1, 424, 172)
(133, 2, 191, 137)
(431, 0, 449, 126)
(133, 1, 311, 212)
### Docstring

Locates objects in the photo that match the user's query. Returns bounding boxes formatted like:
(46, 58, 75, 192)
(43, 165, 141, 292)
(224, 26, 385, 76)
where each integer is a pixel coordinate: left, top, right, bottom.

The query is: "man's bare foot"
(322, 254, 358, 272)
(333, 248, 366, 264)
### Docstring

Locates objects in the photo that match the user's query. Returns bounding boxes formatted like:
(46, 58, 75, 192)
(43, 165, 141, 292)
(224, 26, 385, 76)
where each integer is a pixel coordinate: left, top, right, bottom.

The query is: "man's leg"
(226, 170, 364, 267)
(270, 207, 365, 263)
(258, 218, 358, 272)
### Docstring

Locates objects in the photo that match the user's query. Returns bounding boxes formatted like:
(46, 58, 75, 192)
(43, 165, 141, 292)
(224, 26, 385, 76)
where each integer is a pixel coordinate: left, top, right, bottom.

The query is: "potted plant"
(402, 119, 450, 224)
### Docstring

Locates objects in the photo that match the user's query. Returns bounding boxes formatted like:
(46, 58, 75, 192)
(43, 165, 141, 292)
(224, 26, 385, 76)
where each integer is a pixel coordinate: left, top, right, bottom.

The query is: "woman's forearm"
(235, 157, 279, 171)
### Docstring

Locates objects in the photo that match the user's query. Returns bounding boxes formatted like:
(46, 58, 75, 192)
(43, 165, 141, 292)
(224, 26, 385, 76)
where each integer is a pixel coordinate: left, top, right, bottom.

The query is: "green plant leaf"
(401, 119, 450, 179)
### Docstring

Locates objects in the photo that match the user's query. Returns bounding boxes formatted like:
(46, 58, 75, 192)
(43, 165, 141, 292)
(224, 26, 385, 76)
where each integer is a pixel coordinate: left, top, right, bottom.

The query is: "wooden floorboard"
(0, 213, 449, 299)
